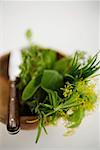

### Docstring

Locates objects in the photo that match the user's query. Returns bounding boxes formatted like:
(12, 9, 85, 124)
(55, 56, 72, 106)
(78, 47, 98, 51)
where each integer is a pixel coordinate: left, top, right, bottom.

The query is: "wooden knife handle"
(7, 81, 20, 134)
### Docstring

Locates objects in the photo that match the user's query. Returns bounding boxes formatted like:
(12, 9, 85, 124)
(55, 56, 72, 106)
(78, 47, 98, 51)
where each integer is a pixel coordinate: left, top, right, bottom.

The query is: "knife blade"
(7, 49, 22, 134)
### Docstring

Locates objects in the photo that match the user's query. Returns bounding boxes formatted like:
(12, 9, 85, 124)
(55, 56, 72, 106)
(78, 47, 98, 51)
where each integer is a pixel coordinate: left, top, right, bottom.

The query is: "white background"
(0, 1, 100, 150)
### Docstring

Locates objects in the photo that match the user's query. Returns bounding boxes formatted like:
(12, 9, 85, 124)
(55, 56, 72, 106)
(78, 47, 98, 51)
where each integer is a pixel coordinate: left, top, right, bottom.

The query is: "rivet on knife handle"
(7, 81, 20, 134)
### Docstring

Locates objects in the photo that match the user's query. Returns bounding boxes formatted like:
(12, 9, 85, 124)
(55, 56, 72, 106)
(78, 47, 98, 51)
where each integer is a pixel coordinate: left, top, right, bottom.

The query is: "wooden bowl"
(0, 52, 63, 130)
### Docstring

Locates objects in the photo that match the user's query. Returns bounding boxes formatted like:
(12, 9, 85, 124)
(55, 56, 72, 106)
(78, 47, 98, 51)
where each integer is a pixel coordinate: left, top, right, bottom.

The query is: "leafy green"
(54, 57, 71, 75)
(18, 47, 57, 90)
(22, 77, 40, 101)
(41, 70, 64, 90)
(42, 50, 57, 68)
(67, 107, 84, 128)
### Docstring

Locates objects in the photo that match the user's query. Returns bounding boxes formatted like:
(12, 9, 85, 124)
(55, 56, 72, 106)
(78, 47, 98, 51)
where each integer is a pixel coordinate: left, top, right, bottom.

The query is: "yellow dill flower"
(85, 84, 95, 96)
(76, 80, 86, 92)
(61, 82, 73, 98)
(82, 100, 95, 111)
(75, 80, 97, 111)
(76, 80, 96, 95)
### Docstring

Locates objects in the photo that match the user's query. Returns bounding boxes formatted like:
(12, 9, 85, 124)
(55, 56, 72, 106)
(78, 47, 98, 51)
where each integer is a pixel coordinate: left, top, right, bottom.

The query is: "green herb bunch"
(18, 29, 100, 143)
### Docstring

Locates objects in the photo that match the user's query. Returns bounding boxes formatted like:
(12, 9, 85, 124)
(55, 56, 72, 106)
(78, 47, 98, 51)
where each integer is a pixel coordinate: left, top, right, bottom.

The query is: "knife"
(7, 50, 22, 134)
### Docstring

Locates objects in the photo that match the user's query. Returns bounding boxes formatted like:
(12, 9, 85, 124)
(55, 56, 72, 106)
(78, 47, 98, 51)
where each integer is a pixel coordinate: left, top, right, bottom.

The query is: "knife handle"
(7, 81, 20, 134)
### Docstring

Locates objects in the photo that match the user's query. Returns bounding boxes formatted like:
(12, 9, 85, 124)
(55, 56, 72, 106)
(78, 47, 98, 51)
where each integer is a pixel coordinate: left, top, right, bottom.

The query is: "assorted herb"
(18, 29, 100, 143)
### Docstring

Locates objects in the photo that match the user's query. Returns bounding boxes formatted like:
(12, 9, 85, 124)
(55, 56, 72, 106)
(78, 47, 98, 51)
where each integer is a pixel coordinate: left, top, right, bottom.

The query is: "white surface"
(99, 0, 100, 49)
(0, 1, 100, 150)
(0, 1, 99, 55)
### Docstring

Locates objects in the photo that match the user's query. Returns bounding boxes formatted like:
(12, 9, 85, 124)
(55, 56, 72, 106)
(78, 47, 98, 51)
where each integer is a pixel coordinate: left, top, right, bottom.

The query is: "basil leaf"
(22, 75, 41, 101)
(54, 57, 71, 75)
(43, 50, 57, 68)
(41, 70, 63, 90)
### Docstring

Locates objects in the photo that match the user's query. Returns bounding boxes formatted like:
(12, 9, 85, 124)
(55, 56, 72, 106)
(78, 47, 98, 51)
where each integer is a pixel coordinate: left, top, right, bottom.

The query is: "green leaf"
(43, 50, 57, 68)
(22, 76, 41, 101)
(41, 114, 48, 135)
(48, 90, 59, 107)
(51, 91, 58, 108)
(41, 70, 64, 90)
(35, 120, 42, 143)
(42, 121, 48, 135)
(40, 103, 53, 109)
(68, 107, 84, 128)
(26, 29, 32, 40)
(54, 57, 70, 75)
